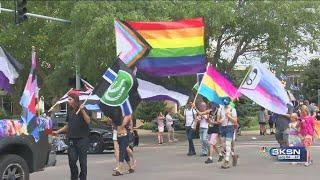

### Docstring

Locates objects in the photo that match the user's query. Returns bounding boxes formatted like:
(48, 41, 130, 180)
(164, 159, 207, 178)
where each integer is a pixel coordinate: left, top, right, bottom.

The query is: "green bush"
(140, 122, 157, 131)
(0, 108, 7, 119)
(236, 98, 259, 128)
(134, 101, 167, 122)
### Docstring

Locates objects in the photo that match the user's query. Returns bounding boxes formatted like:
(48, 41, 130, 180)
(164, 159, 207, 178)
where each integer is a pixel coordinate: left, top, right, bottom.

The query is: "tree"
(1, 1, 319, 115)
(300, 58, 320, 102)
(134, 101, 167, 122)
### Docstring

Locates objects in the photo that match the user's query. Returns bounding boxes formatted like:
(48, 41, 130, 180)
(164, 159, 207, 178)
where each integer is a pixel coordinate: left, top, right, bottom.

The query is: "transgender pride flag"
(239, 62, 292, 115)
(127, 17, 205, 77)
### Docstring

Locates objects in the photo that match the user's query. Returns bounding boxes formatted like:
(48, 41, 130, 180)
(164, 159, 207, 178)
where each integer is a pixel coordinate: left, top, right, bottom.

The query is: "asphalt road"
(31, 130, 320, 180)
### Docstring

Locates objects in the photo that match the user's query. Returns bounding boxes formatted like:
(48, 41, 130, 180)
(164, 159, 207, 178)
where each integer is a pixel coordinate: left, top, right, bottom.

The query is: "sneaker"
(232, 155, 239, 166)
(221, 160, 230, 169)
(218, 155, 224, 162)
(168, 140, 173, 143)
(200, 154, 207, 157)
(173, 138, 178, 142)
(205, 158, 213, 164)
(304, 162, 311, 167)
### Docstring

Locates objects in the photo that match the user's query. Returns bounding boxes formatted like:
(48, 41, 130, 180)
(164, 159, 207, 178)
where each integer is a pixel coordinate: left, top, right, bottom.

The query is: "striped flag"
(127, 17, 206, 77)
(239, 62, 292, 115)
(93, 60, 141, 125)
(0, 46, 24, 92)
(19, 49, 39, 141)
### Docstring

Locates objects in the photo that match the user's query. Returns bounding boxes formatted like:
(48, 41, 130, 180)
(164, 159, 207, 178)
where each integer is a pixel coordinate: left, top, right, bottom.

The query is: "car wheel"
(88, 134, 104, 154)
(0, 154, 29, 180)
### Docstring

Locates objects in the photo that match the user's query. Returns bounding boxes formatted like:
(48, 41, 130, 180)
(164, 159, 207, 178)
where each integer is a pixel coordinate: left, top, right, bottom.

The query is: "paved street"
(32, 130, 320, 180)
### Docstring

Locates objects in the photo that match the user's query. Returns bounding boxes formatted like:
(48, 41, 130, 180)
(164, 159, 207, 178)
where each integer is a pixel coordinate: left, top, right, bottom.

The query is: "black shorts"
(259, 122, 266, 125)
(268, 122, 274, 128)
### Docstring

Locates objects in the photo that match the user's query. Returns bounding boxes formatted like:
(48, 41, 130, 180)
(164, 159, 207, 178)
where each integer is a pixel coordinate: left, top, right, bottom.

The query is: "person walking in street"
(197, 102, 209, 157)
(157, 112, 165, 144)
(299, 105, 316, 167)
(217, 98, 238, 169)
(53, 91, 91, 180)
(184, 101, 197, 156)
(205, 103, 221, 164)
(275, 104, 294, 147)
(112, 115, 135, 176)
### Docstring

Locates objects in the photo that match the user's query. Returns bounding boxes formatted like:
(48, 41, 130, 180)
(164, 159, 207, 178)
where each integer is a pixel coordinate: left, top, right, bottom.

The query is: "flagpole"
(48, 88, 73, 112)
(234, 65, 252, 99)
(32, 46, 40, 116)
(76, 91, 93, 115)
(193, 63, 209, 105)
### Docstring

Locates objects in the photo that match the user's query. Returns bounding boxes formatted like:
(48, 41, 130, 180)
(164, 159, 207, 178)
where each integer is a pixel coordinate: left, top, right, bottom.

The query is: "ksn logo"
(269, 147, 307, 162)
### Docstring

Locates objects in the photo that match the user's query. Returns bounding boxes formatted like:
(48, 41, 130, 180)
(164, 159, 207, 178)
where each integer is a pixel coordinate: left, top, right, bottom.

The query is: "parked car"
(0, 119, 56, 180)
(52, 112, 114, 154)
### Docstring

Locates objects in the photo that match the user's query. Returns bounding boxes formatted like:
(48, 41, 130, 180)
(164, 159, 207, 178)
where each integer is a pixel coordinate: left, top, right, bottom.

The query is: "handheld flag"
(239, 62, 292, 115)
(19, 48, 39, 141)
(93, 60, 141, 125)
(197, 64, 240, 104)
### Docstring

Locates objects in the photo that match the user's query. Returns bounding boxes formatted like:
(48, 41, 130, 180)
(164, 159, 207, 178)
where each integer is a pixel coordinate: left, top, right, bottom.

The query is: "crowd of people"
(273, 100, 318, 167)
(51, 90, 318, 179)
(156, 98, 239, 169)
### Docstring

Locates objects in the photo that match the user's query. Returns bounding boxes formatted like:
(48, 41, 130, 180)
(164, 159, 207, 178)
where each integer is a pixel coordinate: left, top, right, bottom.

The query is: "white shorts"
(112, 130, 117, 141)
(158, 126, 164, 132)
(166, 124, 174, 132)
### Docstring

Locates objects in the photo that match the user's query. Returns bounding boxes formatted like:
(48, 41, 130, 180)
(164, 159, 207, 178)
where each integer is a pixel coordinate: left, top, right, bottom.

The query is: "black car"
(52, 112, 114, 154)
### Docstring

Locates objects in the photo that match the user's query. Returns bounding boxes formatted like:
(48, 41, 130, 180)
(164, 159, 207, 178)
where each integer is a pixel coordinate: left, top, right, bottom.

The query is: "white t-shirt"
(184, 108, 196, 127)
(218, 105, 237, 126)
(166, 114, 174, 125)
(199, 114, 209, 129)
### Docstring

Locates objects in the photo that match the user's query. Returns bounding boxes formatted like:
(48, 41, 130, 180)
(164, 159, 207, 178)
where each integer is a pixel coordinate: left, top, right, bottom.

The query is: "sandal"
(112, 171, 123, 176)
(128, 169, 135, 174)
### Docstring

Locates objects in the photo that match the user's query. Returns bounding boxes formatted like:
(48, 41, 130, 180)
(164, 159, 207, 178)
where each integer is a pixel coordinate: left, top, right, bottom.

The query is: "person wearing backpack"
(184, 101, 197, 156)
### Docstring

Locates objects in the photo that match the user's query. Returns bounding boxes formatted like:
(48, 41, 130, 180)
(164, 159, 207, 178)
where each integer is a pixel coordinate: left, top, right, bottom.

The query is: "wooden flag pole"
(193, 63, 209, 105)
(76, 91, 93, 115)
(48, 88, 73, 112)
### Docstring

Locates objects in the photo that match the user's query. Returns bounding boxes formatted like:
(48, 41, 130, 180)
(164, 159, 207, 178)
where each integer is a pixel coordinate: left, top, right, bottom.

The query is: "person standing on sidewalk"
(258, 107, 268, 135)
(184, 101, 197, 156)
(166, 109, 178, 143)
(217, 98, 238, 169)
(157, 112, 165, 144)
(53, 91, 91, 180)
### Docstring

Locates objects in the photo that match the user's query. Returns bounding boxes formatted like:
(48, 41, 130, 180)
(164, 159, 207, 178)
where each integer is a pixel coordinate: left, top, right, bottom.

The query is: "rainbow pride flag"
(198, 64, 240, 104)
(114, 20, 149, 67)
(127, 17, 205, 77)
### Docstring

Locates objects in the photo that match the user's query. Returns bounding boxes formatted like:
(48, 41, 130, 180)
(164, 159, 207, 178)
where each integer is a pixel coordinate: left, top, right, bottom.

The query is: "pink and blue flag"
(239, 62, 292, 115)
(20, 49, 39, 141)
(198, 64, 240, 104)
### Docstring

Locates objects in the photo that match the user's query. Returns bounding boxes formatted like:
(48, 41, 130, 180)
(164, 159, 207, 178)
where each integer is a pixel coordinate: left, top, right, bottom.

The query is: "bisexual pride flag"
(127, 17, 205, 77)
(239, 62, 292, 115)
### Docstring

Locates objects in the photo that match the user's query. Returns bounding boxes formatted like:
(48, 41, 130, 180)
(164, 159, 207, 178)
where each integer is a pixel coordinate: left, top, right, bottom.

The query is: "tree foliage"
(300, 58, 320, 102)
(0, 1, 319, 114)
